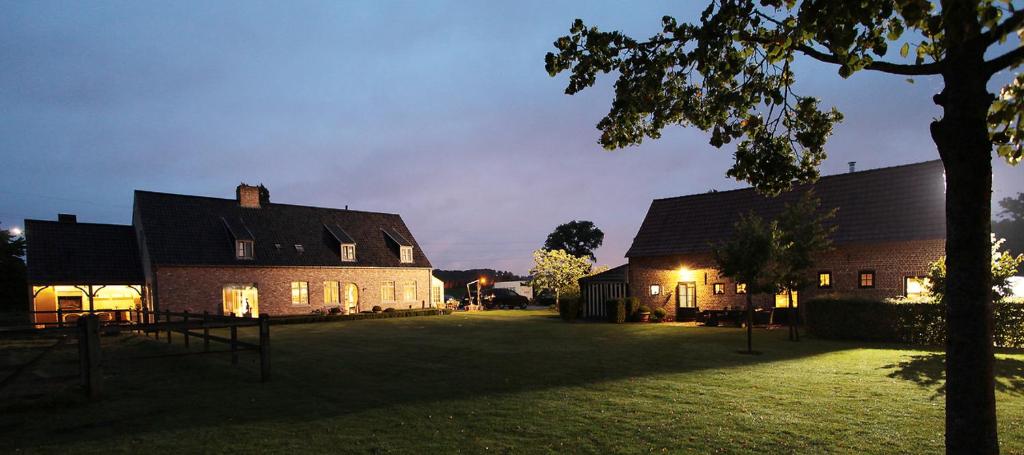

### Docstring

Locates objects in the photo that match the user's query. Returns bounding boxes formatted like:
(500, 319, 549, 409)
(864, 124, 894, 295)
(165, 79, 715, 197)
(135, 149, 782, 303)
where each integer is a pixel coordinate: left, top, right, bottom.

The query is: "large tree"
(546, 2, 1022, 451)
(543, 220, 605, 261)
(528, 249, 593, 310)
(712, 213, 781, 354)
(0, 223, 27, 312)
(993, 192, 1024, 255)
(776, 191, 836, 341)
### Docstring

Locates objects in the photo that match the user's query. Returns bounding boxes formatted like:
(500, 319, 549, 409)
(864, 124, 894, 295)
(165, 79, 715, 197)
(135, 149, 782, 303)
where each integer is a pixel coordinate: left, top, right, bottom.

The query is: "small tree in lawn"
(529, 249, 592, 312)
(776, 191, 836, 341)
(713, 213, 781, 354)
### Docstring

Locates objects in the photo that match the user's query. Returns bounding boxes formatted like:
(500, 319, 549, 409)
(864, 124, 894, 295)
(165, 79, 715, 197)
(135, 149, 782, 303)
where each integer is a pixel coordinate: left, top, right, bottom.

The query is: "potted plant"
(653, 307, 668, 322)
(638, 305, 652, 322)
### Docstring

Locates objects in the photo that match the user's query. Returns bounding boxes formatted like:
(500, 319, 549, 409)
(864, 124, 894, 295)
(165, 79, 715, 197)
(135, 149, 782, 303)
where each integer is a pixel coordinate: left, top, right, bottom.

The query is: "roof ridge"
(133, 189, 401, 217)
(652, 159, 942, 203)
(24, 219, 133, 228)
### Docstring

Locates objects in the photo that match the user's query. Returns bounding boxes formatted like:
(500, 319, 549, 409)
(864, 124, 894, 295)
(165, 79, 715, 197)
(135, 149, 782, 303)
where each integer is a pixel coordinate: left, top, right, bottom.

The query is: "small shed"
(579, 265, 629, 319)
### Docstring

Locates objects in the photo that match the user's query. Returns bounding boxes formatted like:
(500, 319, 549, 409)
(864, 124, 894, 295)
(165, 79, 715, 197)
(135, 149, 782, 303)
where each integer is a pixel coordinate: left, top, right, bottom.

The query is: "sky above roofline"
(2, 1, 1021, 274)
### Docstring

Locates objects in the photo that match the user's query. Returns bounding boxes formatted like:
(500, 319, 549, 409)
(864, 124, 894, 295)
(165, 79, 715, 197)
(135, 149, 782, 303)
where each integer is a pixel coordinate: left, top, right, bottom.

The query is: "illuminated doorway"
(222, 285, 258, 317)
(344, 283, 359, 314)
(676, 282, 697, 321)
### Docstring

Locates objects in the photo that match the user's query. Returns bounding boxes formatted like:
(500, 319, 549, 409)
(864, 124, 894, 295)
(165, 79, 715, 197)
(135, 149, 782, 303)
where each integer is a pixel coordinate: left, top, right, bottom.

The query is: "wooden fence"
(1, 311, 270, 400)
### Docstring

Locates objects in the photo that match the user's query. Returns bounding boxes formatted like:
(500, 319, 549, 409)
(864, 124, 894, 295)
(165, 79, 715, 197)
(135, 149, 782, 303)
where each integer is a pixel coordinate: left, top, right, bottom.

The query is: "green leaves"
(990, 73, 1024, 165)
(900, 42, 910, 57)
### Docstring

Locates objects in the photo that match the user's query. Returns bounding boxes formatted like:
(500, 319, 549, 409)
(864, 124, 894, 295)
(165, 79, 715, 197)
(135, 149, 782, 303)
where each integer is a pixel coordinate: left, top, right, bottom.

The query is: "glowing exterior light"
(677, 267, 693, 282)
(479, 277, 487, 285)
(9, 227, 21, 236)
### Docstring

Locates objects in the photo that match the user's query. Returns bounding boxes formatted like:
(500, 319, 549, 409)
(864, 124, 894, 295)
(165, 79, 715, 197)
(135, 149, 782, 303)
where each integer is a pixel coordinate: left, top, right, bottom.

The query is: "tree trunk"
(745, 292, 753, 353)
(930, 20, 998, 452)
(555, 289, 560, 313)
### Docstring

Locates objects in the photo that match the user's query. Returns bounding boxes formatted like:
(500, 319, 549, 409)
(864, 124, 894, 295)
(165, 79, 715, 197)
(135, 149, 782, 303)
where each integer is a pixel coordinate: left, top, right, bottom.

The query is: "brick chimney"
(236, 183, 267, 208)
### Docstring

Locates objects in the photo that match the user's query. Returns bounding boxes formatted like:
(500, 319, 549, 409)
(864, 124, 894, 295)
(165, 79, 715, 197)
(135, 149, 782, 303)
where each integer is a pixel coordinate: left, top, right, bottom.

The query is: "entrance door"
(222, 285, 259, 317)
(344, 283, 359, 314)
(677, 282, 697, 321)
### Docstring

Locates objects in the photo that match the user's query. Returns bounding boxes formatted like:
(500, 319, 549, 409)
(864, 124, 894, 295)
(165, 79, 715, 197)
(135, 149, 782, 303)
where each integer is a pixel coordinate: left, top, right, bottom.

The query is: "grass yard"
(1, 310, 1023, 454)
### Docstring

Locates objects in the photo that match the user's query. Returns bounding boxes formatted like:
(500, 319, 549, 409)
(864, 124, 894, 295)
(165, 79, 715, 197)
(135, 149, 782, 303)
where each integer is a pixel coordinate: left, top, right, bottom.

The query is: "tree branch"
(983, 10, 1024, 45)
(986, 45, 1024, 75)
(796, 45, 945, 76)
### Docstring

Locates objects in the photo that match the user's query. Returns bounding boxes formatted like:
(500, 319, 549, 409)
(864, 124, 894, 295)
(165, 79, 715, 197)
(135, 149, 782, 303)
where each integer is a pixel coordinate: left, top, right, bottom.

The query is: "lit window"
(905, 276, 929, 298)
(402, 281, 417, 302)
(341, 244, 356, 262)
(649, 284, 661, 296)
(381, 281, 396, 302)
(324, 281, 340, 304)
(736, 283, 747, 294)
(291, 282, 309, 305)
(859, 271, 875, 288)
(400, 246, 413, 263)
(713, 283, 725, 295)
(818, 272, 832, 289)
(236, 240, 254, 259)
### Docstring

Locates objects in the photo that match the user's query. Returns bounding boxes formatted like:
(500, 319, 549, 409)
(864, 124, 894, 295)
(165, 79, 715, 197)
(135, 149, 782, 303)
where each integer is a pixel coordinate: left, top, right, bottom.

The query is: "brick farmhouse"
(580, 160, 947, 320)
(26, 184, 439, 324)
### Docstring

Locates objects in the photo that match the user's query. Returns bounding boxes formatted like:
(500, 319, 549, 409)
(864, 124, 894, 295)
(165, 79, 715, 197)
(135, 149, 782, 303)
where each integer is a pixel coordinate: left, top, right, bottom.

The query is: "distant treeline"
(433, 269, 528, 292)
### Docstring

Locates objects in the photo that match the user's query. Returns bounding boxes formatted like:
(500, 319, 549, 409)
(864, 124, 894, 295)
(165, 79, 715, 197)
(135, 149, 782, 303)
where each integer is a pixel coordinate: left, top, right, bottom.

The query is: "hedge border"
(270, 308, 451, 326)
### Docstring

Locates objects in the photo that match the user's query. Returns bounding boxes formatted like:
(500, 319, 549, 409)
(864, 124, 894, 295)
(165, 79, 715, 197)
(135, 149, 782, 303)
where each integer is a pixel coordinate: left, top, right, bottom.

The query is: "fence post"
(230, 324, 239, 365)
(259, 314, 270, 382)
(203, 311, 210, 352)
(77, 315, 101, 398)
(145, 307, 152, 338)
(165, 309, 172, 344)
(182, 310, 190, 348)
(57, 307, 64, 329)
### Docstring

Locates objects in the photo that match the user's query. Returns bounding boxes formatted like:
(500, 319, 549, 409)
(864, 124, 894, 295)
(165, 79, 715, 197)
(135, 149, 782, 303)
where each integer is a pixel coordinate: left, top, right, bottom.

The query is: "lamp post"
(465, 277, 487, 309)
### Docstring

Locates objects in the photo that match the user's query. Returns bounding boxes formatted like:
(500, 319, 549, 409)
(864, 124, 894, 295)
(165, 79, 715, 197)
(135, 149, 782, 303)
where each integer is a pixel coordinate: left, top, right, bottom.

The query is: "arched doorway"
(344, 283, 359, 314)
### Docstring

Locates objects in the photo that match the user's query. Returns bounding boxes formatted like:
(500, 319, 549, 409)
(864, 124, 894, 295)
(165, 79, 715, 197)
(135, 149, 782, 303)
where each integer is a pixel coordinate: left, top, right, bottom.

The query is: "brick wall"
(627, 239, 944, 314)
(154, 265, 432, 316)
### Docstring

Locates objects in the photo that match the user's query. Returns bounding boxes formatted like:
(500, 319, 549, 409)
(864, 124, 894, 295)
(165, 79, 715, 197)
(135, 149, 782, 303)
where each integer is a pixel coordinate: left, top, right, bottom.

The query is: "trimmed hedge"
(605, 299, 626, 324)
(624, 297, 641, 321)
(271, 308, 450, 326)
(804, 298, 1024, 348)
(559, 298, 581, 322)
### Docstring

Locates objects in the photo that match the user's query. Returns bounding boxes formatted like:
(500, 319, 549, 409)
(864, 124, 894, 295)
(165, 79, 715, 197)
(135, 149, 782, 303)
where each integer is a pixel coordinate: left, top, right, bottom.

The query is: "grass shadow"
(882, 352, 1024, 399)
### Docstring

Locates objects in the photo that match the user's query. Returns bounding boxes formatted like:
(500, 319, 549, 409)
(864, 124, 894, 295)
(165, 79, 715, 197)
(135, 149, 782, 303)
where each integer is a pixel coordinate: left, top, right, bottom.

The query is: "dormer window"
(341, 244, 356, 262)
(236, 240, 254, 259)
(400, 246, 413, 263)
(294, 244, 304, 254)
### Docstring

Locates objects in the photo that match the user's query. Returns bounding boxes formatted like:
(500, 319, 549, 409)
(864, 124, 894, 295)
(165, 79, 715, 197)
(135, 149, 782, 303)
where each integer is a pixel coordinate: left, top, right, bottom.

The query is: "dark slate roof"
(133, 190, 432, 268)
(579, 264, 629, 283)
(25, 220, 144, 284)
(626, 160, 946, 258)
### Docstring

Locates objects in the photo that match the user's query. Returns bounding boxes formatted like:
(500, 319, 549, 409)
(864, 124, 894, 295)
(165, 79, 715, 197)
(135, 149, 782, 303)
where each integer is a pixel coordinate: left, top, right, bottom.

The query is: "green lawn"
(2, 310, 1022, 454)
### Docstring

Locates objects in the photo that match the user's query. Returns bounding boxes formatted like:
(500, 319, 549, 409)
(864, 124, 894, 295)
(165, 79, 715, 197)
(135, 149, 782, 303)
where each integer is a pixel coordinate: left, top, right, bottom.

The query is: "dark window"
(713, 283, 725, 295)
(859, 270, 875, 288)
(818, 271, 832, 289)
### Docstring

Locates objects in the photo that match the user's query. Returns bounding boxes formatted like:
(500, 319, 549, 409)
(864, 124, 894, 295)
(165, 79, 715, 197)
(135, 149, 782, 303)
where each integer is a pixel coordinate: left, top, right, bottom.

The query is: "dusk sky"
(2, 1, 1022, 274)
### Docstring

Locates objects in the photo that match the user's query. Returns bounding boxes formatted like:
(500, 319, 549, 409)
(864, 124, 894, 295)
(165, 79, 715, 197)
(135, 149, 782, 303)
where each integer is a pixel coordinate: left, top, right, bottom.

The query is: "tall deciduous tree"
(529, 249, 593, 310)
(712, 213, 780, 354)
(545, 2, 1022, 451)
(543, 220, 605, 261)
(776, 191, 836, 341)
(0, 223, 27, 312)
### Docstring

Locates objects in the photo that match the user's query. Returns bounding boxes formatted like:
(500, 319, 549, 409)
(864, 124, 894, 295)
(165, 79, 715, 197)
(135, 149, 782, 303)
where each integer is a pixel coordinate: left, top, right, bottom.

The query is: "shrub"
(605, 298, 626, 324)
(804, 298, 1024, 348)
(372, 305, 383, 313)
(559, 298, 581, 322)
(383, 307, 396, 313)
(638, 305, 651, 314)
(328, 307, 342, 315)
(624, 297, 641, 321)
(653, 307, 667, 320)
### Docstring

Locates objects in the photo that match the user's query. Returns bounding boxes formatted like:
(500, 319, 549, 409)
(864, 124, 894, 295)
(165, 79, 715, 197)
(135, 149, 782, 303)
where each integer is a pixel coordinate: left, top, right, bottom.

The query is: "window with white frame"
(400, 246, 413, 263)
(905, 276, 929, 298)
(341, 244, 356, 262)
(236, 240, 254, 259)
(381, 281, 396, 302)
(402, 281, 417, 302)
(291, 281, 309, 305)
